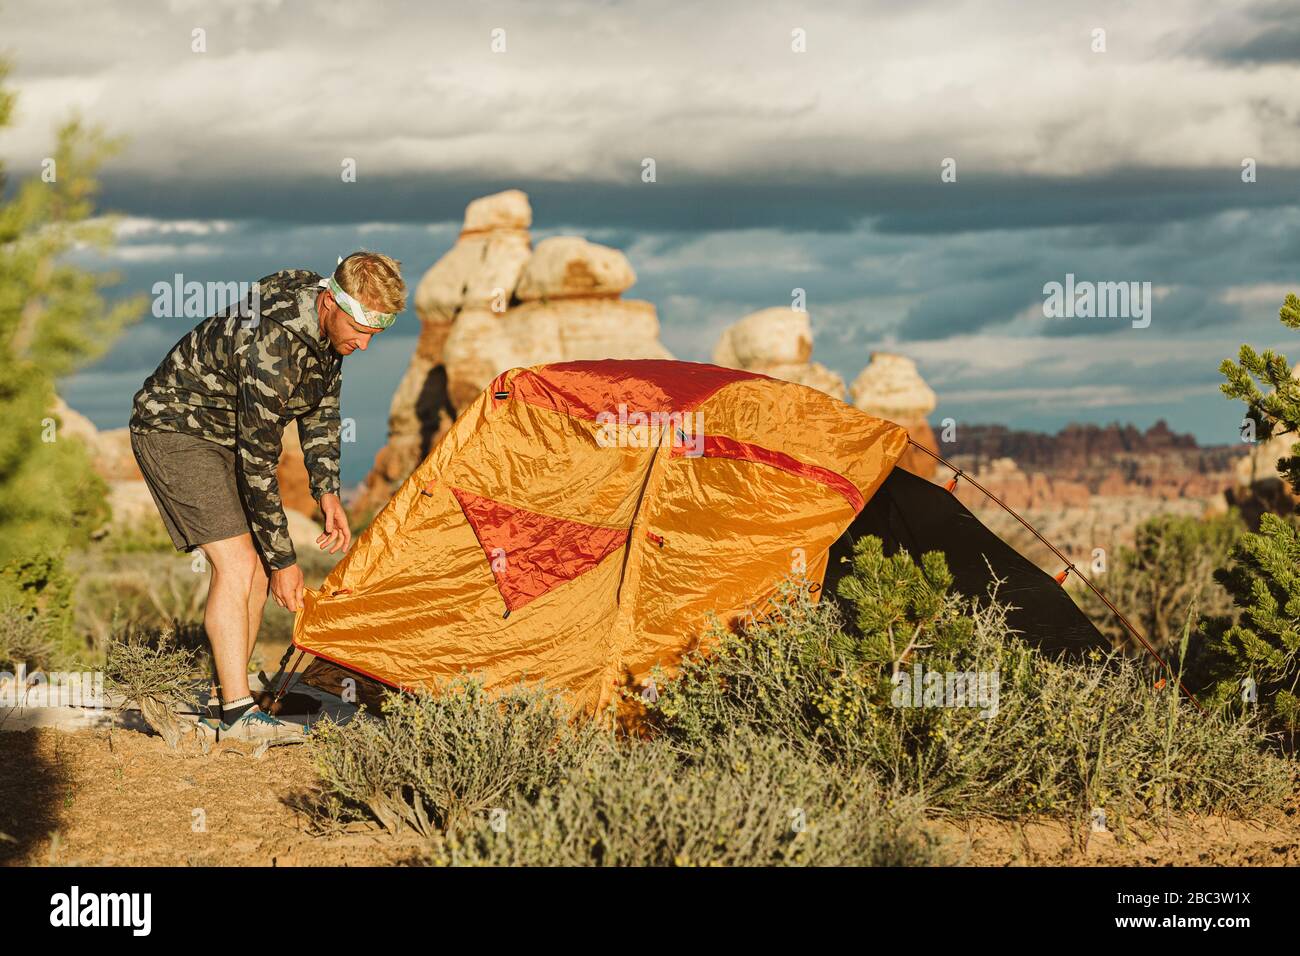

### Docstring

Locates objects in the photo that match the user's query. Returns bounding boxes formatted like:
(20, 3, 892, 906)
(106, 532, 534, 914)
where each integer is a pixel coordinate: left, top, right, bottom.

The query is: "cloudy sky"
(3, 0, 1298, 483)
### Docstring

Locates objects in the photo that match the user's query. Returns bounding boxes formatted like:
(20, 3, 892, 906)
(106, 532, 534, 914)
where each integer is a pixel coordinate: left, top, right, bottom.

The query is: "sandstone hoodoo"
(413, 188, 534, 326)
(357, 190, 674, 511)
(850, 353, 939, 479)
(355, 190, 535, 513)
(442, 236, 670, 411)
(513, 235, 637, 301)
(712, 307, 846, 400)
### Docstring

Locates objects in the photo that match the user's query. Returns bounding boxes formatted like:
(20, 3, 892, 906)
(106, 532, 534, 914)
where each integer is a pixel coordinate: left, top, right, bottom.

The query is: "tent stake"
(906, 439, 1206, 715)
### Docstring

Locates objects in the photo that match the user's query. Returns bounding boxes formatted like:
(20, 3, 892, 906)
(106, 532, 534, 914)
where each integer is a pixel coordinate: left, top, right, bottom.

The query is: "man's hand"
(317, 493, 352, 554)
(270, 563, 305, 613)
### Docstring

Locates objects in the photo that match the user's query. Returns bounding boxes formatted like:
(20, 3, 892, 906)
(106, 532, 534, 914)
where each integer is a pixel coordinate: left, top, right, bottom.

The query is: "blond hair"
(335, 251, 407, 315)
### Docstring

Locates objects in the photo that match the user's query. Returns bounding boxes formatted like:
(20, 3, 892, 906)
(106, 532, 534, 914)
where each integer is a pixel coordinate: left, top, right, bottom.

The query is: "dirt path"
(0, 727, 423, 866)
(935, 814, 1300, 866)
(2, 727, 1296, 866)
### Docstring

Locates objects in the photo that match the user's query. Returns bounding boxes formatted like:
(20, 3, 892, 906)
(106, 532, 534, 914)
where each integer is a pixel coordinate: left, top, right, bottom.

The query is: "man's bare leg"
(247, 558, 270, 666)
(202, 533, 259, 703)
(199, 535, 302, 740)
(204, 552, 269, 707)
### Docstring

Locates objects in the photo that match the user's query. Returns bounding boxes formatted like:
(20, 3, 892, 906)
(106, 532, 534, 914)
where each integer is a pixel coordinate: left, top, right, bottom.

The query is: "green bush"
(1217, 292, 1300, 737)
(1203, 513, 1300, 737)
(0, 71, 143, 566)
(429, 729, 940, 867)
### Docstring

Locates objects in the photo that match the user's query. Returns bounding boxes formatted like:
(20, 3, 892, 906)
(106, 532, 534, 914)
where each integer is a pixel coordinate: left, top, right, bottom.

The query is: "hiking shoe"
(219, 706, 306, 742)
(190, 696, 223, 730)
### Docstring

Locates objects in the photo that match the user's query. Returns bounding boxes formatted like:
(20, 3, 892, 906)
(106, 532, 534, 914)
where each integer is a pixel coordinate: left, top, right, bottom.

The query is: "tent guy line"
(907, 439, 1207, 715)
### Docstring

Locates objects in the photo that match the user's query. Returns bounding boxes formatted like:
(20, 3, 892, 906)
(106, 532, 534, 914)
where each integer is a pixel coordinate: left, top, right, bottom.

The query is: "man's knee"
(203, 536, 260, 590)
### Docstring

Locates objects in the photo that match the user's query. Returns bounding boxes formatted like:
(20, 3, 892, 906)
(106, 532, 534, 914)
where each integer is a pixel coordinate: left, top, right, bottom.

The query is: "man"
(129, 252, 406, 740)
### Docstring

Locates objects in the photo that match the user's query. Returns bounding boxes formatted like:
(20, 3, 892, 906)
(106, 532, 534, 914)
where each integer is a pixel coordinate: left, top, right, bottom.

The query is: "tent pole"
(905, 439, 1207, 715)
(272, 649, 306, 708)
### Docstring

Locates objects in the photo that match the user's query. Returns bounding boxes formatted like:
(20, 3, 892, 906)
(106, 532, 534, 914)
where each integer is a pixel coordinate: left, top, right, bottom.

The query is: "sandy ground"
(0, 727, 424, 867)
(1, 726, 1296, 867)
(936, 814, 1300, 866)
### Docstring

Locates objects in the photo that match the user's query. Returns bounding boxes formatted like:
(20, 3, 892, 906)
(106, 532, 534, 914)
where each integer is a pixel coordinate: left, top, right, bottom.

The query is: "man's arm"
(299, 386, 351, 554)
(298, 388, 340, 501)
(235, 324, 297, 572)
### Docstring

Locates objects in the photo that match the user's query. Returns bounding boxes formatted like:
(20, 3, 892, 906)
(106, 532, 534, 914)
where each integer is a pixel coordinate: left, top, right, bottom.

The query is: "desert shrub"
(643, 583, 882, 762)
(1078, 511, 1243, 656)
(0, 603, 58, 671)
(310, 677, 601, 836)
(646, 538, 1291, 825)
(0, 550, 79, 666)
(311, 537, 1291, 864)
(429, 728, 940, 867)
(104, 624, 201, 749)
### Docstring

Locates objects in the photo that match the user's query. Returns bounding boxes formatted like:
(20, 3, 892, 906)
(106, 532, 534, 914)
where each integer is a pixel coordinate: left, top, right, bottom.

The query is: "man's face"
(319, 289, 382, 356)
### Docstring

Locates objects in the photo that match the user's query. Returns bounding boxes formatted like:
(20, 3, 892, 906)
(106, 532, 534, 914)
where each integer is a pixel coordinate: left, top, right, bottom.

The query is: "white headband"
(319, 258, 395, 330)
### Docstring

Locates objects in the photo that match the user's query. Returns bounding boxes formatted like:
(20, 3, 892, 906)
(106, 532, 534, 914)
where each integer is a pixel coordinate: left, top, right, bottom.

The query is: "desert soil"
(1, 726, 1296, 867)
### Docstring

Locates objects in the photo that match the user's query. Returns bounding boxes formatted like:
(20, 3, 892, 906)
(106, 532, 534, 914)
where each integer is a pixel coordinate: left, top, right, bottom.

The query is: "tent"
(293, 359, 1104, 715)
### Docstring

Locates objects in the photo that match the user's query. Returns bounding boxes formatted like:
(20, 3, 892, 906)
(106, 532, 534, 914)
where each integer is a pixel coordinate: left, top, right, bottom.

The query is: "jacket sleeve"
(235, 324, 298, 570)
(298, 380, 341, 501)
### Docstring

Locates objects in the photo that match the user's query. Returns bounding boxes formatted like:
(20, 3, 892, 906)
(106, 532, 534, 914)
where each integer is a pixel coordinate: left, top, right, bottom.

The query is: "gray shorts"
(130, 429, 252, 552)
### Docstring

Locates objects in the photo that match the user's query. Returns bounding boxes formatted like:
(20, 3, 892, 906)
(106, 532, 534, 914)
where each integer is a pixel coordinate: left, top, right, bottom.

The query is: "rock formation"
(711, 308, 846, 400)
(514, 236, 637, 301)
(940, 422, 1246, 574)
(442, 235, 669, 410)
(356, 190, 535, 513)
(356, 190, 674, 511)
(947, 422, 1243, 502)
(275, 421, 317, 518)
(953, 456, 1090, 512)
(51, 398, 140, 481)
(850, 353, 939, 479)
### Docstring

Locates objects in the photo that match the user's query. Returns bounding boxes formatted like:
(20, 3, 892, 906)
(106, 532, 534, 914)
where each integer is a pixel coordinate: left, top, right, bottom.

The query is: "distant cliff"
(945, 421, 1243, 501)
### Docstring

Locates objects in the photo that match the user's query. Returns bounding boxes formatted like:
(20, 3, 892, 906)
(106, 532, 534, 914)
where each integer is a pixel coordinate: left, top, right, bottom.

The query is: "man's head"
(317, 251, 406, 355)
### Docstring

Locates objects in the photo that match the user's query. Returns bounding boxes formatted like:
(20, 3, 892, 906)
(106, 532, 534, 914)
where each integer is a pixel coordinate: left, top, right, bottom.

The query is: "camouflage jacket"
(130, 270, 342, 570)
